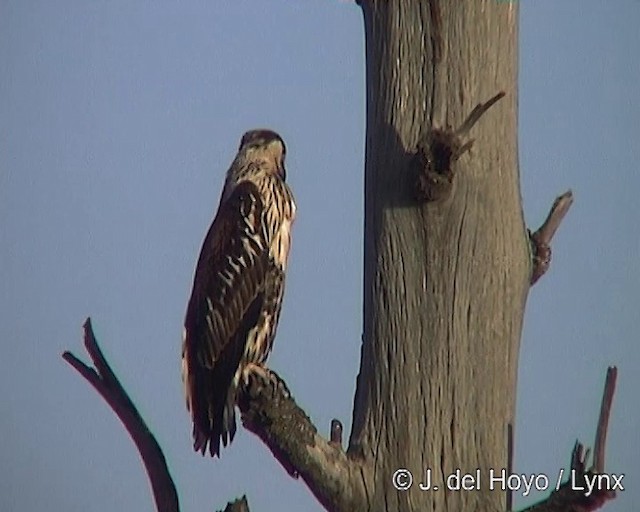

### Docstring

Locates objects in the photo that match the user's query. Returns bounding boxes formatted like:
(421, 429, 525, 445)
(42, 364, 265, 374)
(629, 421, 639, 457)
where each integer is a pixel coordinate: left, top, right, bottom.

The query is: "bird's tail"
(191, 390, 237, 457)
(199, 367, 241, 457)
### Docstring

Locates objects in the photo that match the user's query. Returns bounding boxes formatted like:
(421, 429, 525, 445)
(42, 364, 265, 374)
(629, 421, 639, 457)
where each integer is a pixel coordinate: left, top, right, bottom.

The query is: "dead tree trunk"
(349, 1, 530, 511)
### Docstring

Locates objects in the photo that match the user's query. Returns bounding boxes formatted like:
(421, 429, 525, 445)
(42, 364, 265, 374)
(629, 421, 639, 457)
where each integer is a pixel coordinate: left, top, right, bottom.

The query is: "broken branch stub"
(414, 91, 505, 203)
(529, 190, 574, 285)
(217, 496, 250, 512)
(330, 419, 344, 448)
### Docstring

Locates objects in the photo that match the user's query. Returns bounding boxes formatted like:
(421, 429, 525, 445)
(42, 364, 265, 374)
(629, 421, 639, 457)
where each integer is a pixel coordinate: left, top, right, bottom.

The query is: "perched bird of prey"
(182, 129, 296, 457)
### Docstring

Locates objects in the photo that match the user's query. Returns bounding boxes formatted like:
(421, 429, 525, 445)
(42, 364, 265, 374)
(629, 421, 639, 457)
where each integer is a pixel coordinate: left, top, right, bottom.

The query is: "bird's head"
(237, 129, 287, 180)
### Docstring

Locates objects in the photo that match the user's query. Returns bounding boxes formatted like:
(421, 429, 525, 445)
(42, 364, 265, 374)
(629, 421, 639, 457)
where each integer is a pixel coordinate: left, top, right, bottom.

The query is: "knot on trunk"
(413, 91, 505, 203)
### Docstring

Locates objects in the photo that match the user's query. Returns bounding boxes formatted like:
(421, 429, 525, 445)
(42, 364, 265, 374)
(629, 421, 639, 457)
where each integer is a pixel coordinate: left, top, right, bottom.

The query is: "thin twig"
(455, 91, 505, 136)
(63, 318, 180, 512)
(81, 317, 118, 388)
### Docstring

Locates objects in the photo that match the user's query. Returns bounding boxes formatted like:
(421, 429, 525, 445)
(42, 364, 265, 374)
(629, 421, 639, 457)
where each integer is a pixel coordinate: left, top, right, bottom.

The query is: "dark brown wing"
(182, 180, 269, 456)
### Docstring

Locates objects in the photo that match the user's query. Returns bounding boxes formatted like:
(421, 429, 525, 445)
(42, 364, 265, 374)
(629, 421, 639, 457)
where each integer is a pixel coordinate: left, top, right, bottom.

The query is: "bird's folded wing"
(184, 180, 270, 369)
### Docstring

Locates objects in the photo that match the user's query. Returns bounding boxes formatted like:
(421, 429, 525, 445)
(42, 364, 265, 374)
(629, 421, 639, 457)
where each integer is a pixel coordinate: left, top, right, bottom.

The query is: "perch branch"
(529, 190, 574, 285)
(238, 370, 367, 511)
(518, 367, 618, 512)
(62, 318, 181, 512)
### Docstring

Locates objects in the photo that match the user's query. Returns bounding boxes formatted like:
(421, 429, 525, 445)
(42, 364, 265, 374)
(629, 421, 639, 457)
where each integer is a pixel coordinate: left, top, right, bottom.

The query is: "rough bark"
(349, 1, 530, 511)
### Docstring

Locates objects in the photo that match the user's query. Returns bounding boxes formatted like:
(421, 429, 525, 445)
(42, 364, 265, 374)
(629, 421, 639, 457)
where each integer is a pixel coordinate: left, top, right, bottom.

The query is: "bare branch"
(238, 370, 367, 512)
(63, 318, 180, 512)
(529, 190, 574, 285)
(517, 367, 618, 512)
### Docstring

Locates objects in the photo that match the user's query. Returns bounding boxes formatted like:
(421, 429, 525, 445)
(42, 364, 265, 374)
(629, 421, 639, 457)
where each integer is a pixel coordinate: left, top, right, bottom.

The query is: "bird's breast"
(275, 218, 293, 269)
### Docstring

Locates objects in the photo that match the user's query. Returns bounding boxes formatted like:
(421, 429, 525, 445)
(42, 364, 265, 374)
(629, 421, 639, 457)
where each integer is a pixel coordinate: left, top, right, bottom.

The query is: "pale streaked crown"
(235, 129, 287, 181)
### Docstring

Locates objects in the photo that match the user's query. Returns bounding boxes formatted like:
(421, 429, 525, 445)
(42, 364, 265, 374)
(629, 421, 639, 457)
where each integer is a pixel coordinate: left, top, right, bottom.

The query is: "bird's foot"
(242, 363, 291, 399)
(242, 362, 270, 385)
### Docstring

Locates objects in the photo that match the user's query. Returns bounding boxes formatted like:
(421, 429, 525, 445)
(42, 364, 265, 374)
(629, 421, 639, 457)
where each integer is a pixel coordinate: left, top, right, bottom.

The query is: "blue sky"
(1, 1, 637, 511)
